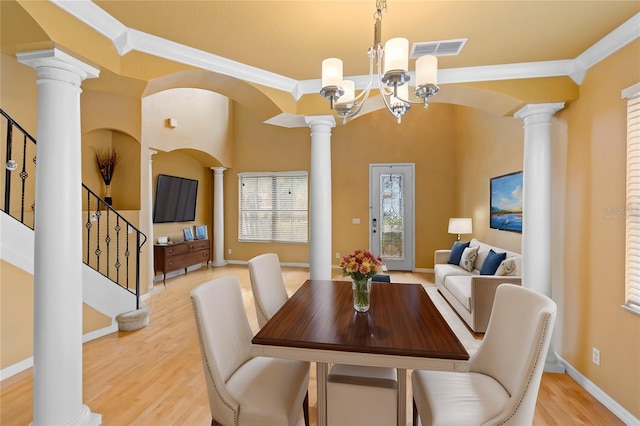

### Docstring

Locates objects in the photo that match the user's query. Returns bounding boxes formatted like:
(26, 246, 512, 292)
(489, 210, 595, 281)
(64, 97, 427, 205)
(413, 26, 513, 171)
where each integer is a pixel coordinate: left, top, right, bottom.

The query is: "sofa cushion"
(434, 264, 474, 286)
(459, 246, 479, 272)
(448, 241, 470, 265)
(495, 258, 518, 276)
(480, 249, 507, 275)
(444, 275, 472, 311)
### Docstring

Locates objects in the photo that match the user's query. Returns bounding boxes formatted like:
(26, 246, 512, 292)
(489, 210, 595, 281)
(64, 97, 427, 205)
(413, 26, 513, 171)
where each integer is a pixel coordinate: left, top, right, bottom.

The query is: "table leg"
(398, 368, 406, 426)
(316, 362, 328, 426)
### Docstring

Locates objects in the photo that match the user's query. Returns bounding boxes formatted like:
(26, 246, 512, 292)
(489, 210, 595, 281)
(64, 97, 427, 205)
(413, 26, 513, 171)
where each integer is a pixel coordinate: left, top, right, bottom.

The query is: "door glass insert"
(379, 173, 404, 261)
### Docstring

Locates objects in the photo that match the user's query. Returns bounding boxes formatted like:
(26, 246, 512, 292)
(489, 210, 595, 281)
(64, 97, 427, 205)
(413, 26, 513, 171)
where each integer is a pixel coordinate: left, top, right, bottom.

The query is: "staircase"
(1, 108, 149, 335)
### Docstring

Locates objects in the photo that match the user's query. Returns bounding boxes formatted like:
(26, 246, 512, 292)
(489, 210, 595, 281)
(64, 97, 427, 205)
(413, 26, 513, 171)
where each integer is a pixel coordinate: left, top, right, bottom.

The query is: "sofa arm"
(434, 250, 451, 265)
(470, 276, 522, 333)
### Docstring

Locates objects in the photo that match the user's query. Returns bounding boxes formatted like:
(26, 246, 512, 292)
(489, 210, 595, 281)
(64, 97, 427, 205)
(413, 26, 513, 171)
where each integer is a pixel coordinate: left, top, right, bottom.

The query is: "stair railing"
(1, 108, 147, 310)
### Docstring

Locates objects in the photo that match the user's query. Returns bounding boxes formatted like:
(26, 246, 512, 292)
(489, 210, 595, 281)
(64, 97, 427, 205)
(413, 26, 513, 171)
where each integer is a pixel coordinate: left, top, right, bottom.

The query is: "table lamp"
(448, 218, 472, 241)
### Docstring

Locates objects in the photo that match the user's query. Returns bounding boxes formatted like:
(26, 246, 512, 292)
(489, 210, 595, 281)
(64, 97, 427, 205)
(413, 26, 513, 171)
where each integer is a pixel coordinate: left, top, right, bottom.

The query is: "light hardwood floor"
(1, 265, 623, 425)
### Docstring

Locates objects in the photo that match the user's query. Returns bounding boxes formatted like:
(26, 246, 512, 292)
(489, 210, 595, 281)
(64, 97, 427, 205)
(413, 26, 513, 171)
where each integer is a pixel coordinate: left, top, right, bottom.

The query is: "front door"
(369, 163, 415, 271)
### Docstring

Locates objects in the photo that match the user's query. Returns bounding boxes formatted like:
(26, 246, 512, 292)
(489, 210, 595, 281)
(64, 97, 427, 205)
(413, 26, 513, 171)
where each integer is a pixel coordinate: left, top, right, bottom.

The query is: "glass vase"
(352, 277, 372, 313)
(104, 184, 112, 206)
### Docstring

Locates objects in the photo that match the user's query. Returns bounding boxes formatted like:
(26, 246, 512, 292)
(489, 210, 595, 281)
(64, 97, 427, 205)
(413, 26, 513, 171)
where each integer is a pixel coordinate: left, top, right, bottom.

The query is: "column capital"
(305, 115, 336, 129)
(146, 148, 158, 160)
(210, 167, 227, 174)
(514, 102, 565, 121)
(17, 48, 99, 84)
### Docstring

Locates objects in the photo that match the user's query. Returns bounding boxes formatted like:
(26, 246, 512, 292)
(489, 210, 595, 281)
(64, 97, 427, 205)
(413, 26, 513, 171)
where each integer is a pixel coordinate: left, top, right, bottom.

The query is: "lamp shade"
(384, 37, 409, 73)
(448, 218, 473, 235)
(322, 58, 343, 88)
(416, 55, 438, 86)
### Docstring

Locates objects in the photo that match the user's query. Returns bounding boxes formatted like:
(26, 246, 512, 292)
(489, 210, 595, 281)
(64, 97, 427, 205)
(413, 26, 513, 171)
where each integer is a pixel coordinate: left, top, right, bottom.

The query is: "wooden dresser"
(154, 239, 210, 285)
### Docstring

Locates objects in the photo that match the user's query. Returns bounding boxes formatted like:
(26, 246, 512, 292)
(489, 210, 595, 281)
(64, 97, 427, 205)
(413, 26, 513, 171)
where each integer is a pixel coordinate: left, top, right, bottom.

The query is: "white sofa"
(434, 238, 522, 333)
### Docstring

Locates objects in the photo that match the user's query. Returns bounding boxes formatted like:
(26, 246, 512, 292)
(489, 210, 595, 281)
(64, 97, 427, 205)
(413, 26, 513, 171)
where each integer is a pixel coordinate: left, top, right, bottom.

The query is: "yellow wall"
(0, 260, 111, 369)
(142, 88, 233, 167)
(2, 38, 639, 420)
(151, 151, 213, 245)
(558, 40, 640, 417)
(453, 106, 524, 253)
(223, 102, 458, 268)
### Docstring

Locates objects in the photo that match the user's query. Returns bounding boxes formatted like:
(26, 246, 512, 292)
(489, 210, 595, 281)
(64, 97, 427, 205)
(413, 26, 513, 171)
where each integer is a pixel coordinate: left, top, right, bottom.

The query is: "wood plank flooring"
(0, 265, 624, 425)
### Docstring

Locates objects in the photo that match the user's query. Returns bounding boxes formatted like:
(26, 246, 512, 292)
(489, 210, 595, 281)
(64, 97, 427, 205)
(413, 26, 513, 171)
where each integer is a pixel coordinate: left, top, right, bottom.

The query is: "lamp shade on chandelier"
(320, 0, 439, 124)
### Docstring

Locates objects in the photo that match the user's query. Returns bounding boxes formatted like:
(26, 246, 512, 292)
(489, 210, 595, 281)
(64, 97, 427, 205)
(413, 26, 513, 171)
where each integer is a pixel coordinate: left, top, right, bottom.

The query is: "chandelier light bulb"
(339, 80, 355, 104)
(391, 83, 409, 107)
(416, 55, 438, 86)
(383, 37, 409, 73)
(321, 58, 343, 88)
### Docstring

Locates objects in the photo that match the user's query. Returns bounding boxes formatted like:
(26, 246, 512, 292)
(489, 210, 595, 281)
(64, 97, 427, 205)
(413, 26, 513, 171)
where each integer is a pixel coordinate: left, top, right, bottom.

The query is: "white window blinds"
(625, 83, 640, 315)
(238, 172, 309, 243)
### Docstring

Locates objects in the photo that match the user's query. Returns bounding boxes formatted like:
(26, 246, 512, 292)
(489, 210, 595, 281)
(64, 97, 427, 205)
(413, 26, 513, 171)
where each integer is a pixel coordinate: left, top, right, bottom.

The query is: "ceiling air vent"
(410, 38, 467, 58)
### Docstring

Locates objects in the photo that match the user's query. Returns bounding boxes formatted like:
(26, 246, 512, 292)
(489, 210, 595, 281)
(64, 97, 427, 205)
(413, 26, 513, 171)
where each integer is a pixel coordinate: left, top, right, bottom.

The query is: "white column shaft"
(18, 49, 101, 425)
(145, 149, 157, 290)
(514, 103, 563, 296)
(306, 117, 335, 280)
(211, 167, 227, 266)
(515, 102, 564, 373)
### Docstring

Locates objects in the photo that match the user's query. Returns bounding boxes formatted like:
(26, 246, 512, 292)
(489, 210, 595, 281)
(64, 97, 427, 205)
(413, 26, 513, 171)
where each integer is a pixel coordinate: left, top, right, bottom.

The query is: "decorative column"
(305, 116, 335, 280)
(211, 167, 227, 266)
(514, 102, 564, 373)
(17, 49, 101, 425)
(305, 115, 335, 426)
(145, 148, 157, 290)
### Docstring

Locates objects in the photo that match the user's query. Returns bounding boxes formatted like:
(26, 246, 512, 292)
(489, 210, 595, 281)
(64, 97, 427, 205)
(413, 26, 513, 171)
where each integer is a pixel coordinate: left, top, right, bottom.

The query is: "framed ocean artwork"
(490, 171, 523, 233)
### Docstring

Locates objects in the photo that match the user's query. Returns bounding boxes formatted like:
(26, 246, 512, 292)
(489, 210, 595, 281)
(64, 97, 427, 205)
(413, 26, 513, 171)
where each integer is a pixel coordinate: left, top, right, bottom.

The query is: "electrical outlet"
(227, 249, 232, 255)
(336, 252, 341, 258)
(592, 347, 600, 366)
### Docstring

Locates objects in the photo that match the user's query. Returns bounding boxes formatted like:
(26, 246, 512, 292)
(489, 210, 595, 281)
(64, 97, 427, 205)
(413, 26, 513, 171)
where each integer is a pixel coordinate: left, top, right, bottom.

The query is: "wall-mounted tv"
(153, 174, 198, 223)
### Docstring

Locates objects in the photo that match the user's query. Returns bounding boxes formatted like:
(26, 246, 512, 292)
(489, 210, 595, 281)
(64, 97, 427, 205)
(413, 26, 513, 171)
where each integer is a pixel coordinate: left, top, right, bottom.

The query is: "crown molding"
(51, 1, 639, 100)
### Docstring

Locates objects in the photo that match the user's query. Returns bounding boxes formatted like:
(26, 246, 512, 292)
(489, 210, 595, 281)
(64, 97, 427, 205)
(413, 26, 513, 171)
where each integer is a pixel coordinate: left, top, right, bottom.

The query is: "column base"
(32, 405, 102, 426)
(212, 260, 228, 267)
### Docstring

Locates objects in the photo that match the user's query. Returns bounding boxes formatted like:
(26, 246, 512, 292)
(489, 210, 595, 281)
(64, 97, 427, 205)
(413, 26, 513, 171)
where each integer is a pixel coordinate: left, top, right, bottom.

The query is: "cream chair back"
(191, 276, 253, 424)
(470, 284, 557, 425)
(248, 253, 289, 328)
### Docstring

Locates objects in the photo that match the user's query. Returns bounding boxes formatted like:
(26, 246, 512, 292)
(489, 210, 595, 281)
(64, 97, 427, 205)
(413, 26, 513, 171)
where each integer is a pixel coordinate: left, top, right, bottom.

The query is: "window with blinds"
(238, 172, 309, 243)
(624, 82, 640, 315)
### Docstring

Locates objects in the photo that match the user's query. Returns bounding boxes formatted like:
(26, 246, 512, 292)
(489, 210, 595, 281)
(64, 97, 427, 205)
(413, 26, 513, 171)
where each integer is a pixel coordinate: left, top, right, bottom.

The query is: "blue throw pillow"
(448, 241, 470, 265)
(480, 249, 507, 275)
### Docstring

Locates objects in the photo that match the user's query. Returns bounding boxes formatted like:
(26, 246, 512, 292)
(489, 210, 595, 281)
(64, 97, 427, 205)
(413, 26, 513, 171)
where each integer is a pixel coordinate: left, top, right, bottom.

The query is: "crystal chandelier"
(320, 0, 439, 124)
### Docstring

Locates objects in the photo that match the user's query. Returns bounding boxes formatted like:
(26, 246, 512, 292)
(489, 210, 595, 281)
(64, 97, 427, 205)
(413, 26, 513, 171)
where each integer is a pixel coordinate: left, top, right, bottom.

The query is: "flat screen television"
(153, 174, 198, 223)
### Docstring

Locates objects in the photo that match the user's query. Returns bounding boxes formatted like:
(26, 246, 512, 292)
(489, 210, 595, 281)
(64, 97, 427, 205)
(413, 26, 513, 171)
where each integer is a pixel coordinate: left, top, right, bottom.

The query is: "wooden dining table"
(251, 279, 470, 426)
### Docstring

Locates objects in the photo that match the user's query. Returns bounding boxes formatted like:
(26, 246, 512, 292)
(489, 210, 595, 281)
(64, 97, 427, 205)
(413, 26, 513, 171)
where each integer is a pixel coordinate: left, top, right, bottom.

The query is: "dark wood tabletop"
(252, 279, 469, 361)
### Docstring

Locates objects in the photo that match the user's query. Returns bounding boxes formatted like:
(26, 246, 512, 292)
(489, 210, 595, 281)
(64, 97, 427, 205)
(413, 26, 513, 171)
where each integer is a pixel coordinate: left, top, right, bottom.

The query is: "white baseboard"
(0, 357, 33, 381)
(557, 355, 639, 425)
(1, 324, 117, 381)
(414, 268, 434, 273)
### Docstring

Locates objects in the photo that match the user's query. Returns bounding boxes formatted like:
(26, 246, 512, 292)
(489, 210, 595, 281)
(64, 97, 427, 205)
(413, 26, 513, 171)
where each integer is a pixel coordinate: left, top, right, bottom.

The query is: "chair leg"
(413, 398, 418, 426)
(303, 391, 309, 426)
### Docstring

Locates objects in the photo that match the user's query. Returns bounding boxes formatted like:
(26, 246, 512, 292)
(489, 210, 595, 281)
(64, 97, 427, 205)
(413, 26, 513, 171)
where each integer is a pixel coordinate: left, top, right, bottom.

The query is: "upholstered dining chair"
(191, 275, 310, 426)
(411, 283, 557, 426)
(248, 253, 398, 426)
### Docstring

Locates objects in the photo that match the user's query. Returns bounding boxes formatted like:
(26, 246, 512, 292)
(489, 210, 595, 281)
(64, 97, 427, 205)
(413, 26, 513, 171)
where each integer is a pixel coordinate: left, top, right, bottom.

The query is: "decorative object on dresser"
(183, 227, 194, 241)
(154, 239, 210, 286)
(194, 224, 208, 239)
